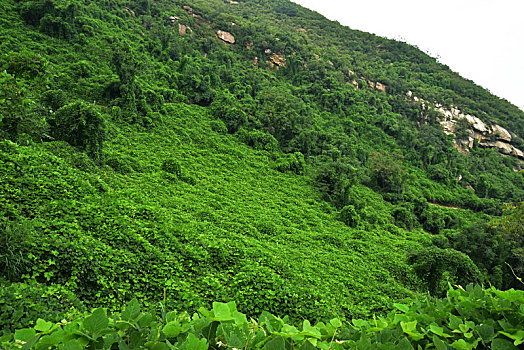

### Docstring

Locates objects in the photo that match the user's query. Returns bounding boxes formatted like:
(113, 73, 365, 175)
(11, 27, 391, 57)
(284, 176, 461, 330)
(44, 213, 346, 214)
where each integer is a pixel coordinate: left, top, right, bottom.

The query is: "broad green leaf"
(355, 333, 373, 350)
(14, 328, 36, 342)
(491, 338, 517, 350)
(39, 329, 66, 344)
(301, 320, 321, 339)
(263, 335, 286, 350)
(401, 321, 417, 334)
(396, 337, 414, 350)
(429, 324, 446, 337)
(212, 302, 232, 321)
(499, 330, 524, 345)
(449, 315, 462, 330)
(58, 339, 83, 350)
(433, 335, 448, 350)
(329, 318, 342, 328)
(180, 333, 208, 350)
(393, 303, 410, 313)
(450, 339, 474, 350)
(300, 340, 317, 350)
(83, 308, 109, 336)
(34, 319, 53, 332)
(282, 324, 300, 336)
(121, 298, 140, 321)
(476, 324, 494, 342)
(163, 321, 183, 338)
(352, 319, 369, 328)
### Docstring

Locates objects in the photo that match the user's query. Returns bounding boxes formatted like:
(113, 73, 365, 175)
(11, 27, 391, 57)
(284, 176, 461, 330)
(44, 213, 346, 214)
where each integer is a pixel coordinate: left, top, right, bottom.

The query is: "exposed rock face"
(350, 80, 359, 89)
(406, 91, 523, 160)
(480, 140, 524, 158)
(253, 56, 258, 66)
(375, 82, 386, 92)
(169, 16, 180, 27)
(492, 124, 512, 142)
(125, 7, 135, 17)
(179, 23, 187, 36)
(269, 54, 286, 67)
(229, 0, 239, 4)
(192, 13, 209, 25)
(246, 41, 253, 50)
(368, 80, 386, 92)
(183, 5, 193, 13)
(217, 30, 235, 44)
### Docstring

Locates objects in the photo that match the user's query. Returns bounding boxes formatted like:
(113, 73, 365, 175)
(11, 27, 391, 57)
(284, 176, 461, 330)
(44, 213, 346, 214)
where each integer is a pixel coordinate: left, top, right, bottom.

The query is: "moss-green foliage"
(0, 0, 523, 338)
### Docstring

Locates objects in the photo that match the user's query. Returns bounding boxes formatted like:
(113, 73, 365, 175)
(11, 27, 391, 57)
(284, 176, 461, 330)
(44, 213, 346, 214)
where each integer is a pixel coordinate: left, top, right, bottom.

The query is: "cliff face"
(407, 92, 524, 160)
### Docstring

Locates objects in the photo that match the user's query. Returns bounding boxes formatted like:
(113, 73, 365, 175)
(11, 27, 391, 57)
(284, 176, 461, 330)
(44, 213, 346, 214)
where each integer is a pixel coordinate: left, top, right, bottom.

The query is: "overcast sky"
(291, 0, 524, 111)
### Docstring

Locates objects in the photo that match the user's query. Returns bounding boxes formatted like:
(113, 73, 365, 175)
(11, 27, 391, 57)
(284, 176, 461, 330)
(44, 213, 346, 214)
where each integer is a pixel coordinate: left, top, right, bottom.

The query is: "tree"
(49, 101, 105, 160)
(409, 247, 482, 296)
(0, 52, 48, 141)
(367, 151, 406, 197)
(112, 43, 138, 120)
(490, 202, 524, 287)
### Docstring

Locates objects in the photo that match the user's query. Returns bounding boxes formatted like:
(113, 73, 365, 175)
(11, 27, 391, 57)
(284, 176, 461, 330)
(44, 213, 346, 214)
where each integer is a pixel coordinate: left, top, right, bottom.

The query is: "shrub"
(49, 101, 106, 161)
(237, 128, 279, 152)
(161, 158, 182, 177)
(274, 152, 305, 174)
(338, 205, 360, 228)
(408, 246, 482, 296)
(0, 280, 85, 334)
(0, 220, 35, 280)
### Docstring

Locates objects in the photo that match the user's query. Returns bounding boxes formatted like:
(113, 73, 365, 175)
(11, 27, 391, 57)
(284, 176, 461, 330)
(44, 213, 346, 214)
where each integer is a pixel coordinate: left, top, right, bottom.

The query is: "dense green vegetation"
(2, 285, 524, 349)
(1, 0, 523, 347)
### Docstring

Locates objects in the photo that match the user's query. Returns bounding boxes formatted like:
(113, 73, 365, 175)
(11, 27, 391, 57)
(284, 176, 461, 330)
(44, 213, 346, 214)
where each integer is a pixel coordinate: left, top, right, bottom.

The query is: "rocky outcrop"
(192, 13, 210, 25)
(269, 54, 286, 67)
(368, 80, 386, 92)
(253, 56, 258, 66)
(168, 16, 179, 26)
(406, 91, 524, 160)
(125, 7, 135, 17)
(217, 30, 235, 44)
(246, 42, 253, 50)
(179, 23, 187, 36)
(183, 5, 193, 13)
(491, 125, 512, 142)
(375, 82, 386, 92)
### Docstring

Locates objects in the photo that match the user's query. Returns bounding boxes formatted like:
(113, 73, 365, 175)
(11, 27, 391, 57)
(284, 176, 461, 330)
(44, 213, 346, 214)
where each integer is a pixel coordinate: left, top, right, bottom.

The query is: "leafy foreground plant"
(2, 285, 523, 349)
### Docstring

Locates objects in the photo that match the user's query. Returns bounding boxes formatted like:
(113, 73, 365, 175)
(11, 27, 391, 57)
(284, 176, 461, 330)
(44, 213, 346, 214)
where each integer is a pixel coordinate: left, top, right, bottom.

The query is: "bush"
(274, 152, 305, 174)
(41, 89, 67, 112)
(338, 205, 360, 228)
(0, 220, 35, 280)
(49, 101, 106, 161)
(0, 280, 85, 334)
(237, 128, 279, 152)
(408, 246, 482, 296)
(161, 158, 182, 177)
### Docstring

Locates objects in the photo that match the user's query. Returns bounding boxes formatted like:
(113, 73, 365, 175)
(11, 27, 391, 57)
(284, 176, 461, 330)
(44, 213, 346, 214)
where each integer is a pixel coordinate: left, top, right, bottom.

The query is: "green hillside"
(1, 0, 523, 348)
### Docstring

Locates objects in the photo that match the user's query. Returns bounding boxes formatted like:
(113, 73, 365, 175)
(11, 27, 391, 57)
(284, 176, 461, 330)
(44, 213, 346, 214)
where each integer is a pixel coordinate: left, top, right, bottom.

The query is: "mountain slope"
(1, 0, 523, 332)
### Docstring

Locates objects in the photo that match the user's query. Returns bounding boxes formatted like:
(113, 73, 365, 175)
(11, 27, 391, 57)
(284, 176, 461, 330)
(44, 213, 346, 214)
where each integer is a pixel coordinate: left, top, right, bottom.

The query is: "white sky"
(291, 0, 524, 111)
